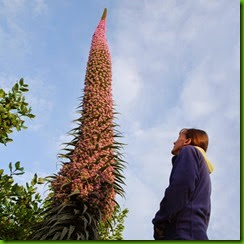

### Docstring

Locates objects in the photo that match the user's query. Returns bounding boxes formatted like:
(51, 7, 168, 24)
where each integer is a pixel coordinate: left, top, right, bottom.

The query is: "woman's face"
(171, 130, 191, 155)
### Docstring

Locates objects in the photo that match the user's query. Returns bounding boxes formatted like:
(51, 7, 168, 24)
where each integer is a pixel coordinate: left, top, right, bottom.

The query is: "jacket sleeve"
(152, 146, 199, 227)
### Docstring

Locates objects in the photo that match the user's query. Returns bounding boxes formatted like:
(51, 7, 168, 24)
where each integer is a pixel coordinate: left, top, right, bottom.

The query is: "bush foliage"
(0, 78, 35, 145)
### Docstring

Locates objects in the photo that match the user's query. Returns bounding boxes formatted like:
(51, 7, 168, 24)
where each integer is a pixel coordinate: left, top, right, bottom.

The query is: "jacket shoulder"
(180, 145, 198, 155)
(179, 145, 205, 166)
(173, 146, 199, 168)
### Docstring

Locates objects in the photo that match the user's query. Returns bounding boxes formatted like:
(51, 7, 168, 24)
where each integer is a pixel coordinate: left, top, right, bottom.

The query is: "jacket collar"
(171, 146, 214, 174)
(194, 146, 214, 174)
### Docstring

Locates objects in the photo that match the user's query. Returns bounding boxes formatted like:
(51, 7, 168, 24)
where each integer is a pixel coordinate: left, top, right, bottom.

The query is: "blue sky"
(0, 0, 240, 240)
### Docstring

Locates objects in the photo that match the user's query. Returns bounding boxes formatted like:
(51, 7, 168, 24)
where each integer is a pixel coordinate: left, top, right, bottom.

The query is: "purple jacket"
(152, 145, 211, 240)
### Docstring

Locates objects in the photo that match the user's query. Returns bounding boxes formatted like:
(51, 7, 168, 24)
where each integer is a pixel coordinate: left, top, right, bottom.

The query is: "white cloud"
(0, 0, 27, 18)
(179, 58, 223, 120)
(118, 169, 159, 240)
(0, 0, 30, 58)
(33, 0, 48, 16)
(0, 0, 49, 60)
(113, 57, 142, 115)
(25, 77, 54, 125)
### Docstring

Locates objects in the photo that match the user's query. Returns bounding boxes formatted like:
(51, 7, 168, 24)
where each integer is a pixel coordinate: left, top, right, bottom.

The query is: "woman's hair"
(180, 128, 209, 152)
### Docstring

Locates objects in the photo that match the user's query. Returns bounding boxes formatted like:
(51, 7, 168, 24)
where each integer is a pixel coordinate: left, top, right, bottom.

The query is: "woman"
(152, 128, 214, 240)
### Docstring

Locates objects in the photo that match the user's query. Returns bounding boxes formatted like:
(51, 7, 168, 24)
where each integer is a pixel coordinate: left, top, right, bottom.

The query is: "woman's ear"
(184, 138, 191, 146)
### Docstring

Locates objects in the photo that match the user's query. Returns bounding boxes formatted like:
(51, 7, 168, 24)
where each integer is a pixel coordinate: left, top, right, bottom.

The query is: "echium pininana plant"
(32, 8, 126, 240)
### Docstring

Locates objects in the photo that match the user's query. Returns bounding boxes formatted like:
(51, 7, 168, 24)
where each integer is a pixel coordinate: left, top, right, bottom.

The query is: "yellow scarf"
(194, 146, 214, 174)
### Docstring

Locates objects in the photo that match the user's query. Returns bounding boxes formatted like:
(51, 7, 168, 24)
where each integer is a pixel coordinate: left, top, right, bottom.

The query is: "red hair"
(180, 128, 209, 152)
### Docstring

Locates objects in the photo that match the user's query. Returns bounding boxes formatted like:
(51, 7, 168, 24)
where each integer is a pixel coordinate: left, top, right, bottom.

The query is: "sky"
(0, 0, 240, 240)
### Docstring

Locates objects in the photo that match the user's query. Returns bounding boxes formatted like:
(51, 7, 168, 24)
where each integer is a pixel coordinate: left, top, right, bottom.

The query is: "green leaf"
(8, 177, 14, 183)
(31, 173, 38, 186)
(37, 177, 46, 184)
(14, 172, 25, 175)
(19, 78, 24, 86)
(6, 138, 13, 143)
(0, 89, 5, 98)
(15, 161, 20, 169)
(28, 114, 35, 119)
(14, 83, 19, 91)
(20, 87, 29, 92)
(9, 162, 13, 173)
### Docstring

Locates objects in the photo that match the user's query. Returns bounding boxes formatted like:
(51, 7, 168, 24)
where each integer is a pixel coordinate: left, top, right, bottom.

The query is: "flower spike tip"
(101, 8, 107, 20)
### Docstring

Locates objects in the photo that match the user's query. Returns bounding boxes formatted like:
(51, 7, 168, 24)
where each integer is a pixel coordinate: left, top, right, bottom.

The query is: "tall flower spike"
(32, 8, 126, 240)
